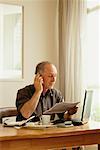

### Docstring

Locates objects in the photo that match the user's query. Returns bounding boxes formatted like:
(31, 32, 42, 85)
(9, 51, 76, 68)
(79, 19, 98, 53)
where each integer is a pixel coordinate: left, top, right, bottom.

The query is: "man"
(16, 61, 77, 122)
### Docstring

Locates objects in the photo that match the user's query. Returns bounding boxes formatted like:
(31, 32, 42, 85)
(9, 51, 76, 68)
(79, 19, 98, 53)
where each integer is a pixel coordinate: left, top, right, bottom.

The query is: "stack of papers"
(3, 116, 35, 127)
(43, 102, 79, 115)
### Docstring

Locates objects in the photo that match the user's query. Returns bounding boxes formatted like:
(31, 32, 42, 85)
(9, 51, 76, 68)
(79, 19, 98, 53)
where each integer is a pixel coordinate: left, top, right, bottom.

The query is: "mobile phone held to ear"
(35, 72, 42, 76)
(37, 73, 44, 85)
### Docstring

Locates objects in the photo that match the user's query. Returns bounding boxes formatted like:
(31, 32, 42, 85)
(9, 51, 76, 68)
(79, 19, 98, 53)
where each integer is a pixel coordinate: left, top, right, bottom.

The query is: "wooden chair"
(0, 107, 18, 123)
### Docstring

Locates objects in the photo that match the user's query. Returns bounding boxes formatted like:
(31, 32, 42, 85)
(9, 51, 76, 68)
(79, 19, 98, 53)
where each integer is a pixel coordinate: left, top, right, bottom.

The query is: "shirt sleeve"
(16, 85, 34, 112)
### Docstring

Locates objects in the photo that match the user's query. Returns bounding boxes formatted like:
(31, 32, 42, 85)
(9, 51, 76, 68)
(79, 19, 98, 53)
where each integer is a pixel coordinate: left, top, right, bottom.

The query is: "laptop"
(52, 89, 93, 126)
(72, 89, 93, 126)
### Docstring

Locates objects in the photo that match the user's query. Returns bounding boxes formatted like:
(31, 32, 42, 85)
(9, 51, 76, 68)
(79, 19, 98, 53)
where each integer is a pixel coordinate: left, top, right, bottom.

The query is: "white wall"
(0, 0, 59, 107)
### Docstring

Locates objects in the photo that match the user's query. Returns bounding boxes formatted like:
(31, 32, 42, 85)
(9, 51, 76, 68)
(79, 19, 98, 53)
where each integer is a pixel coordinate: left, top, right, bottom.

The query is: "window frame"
(0, 3, 24, 81)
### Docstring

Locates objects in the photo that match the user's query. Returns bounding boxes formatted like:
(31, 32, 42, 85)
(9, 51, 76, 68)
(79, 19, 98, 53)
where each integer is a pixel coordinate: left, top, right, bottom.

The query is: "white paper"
(43, 102, 79, 115)
(3, 116, 35, 127)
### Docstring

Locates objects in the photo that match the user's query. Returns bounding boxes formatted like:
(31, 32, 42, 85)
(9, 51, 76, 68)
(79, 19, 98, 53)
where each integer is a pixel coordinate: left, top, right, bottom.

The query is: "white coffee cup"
(41, 115, 50, 125)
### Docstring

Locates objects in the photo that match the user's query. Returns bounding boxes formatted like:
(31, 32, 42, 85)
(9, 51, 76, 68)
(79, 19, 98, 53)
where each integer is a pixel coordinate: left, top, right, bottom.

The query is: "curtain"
(59, 0, 87, 103)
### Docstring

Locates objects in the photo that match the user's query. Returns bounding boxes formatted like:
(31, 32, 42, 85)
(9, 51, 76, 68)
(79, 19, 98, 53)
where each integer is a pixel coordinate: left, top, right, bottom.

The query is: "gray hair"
(35, 61, 52, 74)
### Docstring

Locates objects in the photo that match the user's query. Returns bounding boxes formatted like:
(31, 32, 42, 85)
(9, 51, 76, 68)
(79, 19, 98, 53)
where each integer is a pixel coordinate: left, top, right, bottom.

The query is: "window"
(0, 4, 23, 80)
(85, 0, 100, 121)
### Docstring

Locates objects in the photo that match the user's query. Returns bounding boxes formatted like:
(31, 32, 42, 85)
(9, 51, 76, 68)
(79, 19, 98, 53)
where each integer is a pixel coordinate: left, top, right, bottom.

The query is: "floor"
(50, 145, 97, 150)
(68, 145, 97, 150)
(84, 145, 97, 150)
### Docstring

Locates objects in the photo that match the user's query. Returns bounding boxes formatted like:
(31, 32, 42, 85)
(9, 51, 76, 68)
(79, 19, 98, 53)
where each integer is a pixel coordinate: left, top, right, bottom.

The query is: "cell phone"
(35, 73, 44, 84)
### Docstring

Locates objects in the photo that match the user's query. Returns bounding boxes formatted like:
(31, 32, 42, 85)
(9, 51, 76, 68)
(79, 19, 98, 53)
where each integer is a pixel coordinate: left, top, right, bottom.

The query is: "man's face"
(42, 64, 57, 90)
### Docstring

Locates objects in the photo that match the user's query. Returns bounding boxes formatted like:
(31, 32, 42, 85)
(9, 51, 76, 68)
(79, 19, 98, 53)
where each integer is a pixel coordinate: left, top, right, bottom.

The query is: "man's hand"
(34, 73, 43, 93)
(21, 74, 43, 119)
(64, 106, 78, 121)
(68, 106, 78, 115)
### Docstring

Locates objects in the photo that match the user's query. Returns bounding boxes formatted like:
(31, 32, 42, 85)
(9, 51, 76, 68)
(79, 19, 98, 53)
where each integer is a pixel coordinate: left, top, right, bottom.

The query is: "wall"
(0, 0, 59, 107)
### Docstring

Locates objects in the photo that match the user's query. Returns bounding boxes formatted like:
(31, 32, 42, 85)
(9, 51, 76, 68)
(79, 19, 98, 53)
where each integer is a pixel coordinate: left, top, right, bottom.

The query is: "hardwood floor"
(84, 145, 97, 150)
(49, 145, 97, 150)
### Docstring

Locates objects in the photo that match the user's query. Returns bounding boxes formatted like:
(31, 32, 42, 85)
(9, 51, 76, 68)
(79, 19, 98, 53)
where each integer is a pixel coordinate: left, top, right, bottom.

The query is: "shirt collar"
(42, 89, 53, 97)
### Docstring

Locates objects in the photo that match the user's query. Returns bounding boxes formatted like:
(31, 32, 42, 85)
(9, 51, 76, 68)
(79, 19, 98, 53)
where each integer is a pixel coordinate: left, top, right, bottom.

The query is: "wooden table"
(0, 121, 100, 150)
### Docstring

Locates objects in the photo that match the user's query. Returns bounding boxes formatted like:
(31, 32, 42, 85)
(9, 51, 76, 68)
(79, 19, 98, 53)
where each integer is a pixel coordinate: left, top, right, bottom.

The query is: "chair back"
(0, 107, 17, 123)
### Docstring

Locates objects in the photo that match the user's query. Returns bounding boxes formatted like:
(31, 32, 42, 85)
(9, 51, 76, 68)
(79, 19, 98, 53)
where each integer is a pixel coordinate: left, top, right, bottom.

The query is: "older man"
(16, 61, 77, 122)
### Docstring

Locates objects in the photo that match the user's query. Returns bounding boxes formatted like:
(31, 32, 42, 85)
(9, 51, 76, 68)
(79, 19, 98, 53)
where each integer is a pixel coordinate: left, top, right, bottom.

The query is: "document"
(3, 116, 35, 127)
(43, 102, 79, 115)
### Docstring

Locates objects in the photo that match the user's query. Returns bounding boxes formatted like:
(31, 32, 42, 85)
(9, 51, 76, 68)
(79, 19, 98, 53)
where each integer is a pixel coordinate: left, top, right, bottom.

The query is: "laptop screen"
(81, 90, 93, 122)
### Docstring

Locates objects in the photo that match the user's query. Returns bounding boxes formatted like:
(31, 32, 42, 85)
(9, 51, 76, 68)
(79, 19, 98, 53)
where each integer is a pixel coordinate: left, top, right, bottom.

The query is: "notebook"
(72, 89, 93, 126)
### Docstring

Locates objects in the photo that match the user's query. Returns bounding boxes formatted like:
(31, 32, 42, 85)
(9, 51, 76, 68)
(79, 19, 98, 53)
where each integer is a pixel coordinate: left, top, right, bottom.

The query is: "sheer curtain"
(59, 0, 87, 103)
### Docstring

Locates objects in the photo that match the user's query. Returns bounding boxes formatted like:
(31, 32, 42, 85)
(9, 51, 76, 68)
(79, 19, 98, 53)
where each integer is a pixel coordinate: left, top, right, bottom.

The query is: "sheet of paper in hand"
(43, 102, 79, 115)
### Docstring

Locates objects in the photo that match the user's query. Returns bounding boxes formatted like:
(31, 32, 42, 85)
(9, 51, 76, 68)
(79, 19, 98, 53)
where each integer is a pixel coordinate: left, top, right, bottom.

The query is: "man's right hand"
(34, 73, 43, 93)
(20, 74, 43, 119)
